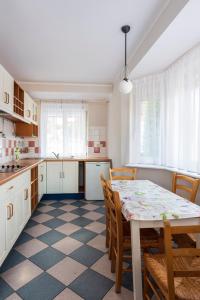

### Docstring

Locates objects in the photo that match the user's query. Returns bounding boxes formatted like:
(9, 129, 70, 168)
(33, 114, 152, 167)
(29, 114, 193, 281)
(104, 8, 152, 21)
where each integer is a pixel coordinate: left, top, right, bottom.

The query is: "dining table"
(111, 180, 200, 300)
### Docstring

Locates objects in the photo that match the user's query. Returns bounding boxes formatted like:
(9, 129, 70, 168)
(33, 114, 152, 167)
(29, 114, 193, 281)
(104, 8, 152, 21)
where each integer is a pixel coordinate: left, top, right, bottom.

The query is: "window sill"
(125, 163, 200, 179)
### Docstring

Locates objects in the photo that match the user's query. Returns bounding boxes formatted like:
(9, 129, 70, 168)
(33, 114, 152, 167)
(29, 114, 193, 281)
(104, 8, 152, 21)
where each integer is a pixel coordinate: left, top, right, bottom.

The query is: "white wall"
(107, 83, 121, 167)
(87, 102, 108, 127)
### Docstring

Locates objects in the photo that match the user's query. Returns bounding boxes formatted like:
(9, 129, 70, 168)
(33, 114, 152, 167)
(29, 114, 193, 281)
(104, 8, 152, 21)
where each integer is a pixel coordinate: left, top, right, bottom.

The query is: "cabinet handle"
(8, 185, 14, 190)
(40, 174, 43, 182)
(4, 92, 7, 103)
(27, 109, 31, 118)
(7, 93, 9, 104)
(7, 205, 12, 220)
(24, 188, 29, 200)
(10, 203, 14, 217)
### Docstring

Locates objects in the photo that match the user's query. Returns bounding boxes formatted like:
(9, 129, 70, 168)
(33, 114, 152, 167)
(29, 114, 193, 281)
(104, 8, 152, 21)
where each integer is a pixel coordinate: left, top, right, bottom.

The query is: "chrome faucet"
(52, 152, 60, 159)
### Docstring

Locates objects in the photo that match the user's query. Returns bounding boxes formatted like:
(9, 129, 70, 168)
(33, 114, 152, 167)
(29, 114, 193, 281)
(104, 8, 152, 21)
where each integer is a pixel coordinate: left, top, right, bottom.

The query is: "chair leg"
(115, 246, 123, 293)
(111, 236, 116, 273)
(108, 232, 112, 260)
(143, 267, 149, 300)
(106, 226, 109, 248)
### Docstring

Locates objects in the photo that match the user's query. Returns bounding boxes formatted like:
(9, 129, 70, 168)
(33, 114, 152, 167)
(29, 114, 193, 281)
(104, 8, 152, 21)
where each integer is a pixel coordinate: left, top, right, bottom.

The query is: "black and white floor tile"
(0, 199, 133, 300)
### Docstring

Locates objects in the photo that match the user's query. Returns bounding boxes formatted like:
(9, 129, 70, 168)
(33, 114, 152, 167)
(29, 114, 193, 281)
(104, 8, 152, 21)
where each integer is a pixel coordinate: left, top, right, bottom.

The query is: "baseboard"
(41, 193, 85, 200)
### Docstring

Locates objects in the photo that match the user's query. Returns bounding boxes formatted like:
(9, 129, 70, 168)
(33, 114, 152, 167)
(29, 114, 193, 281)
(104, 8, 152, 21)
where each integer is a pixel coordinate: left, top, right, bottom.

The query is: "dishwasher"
(85, 162, 110, 200)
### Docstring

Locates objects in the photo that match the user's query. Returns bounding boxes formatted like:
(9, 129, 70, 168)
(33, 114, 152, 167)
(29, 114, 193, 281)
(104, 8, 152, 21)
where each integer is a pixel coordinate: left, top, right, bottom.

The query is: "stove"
(0, 164, 24, 173)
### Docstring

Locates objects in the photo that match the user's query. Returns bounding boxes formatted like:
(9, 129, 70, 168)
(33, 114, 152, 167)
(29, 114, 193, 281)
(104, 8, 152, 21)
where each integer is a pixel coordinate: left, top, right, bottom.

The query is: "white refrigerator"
(85, 162, 110, 200)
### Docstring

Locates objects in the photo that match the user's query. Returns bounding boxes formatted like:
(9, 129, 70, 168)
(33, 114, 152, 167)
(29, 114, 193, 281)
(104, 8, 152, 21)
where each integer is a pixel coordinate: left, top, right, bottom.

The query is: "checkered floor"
(0, 199, 133, 300)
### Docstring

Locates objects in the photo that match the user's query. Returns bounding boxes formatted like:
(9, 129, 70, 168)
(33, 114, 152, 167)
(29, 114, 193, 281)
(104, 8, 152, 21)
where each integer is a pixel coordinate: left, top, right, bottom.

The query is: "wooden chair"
(144, 220, 200, 300)
(100, 174, 111, 255)
(109, 167, 136, 180)
(172, 172, 200, 203)
(107, 187, 162, 293)
(172, 173, 200, 248)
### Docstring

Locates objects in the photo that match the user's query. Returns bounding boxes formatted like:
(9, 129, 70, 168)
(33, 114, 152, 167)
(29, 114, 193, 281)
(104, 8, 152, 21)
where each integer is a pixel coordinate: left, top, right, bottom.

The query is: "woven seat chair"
(109, 167, 137, 180)
(144, 220, 200, 300)
(172, 173, 200, 248)
(107, 187, 162, 293)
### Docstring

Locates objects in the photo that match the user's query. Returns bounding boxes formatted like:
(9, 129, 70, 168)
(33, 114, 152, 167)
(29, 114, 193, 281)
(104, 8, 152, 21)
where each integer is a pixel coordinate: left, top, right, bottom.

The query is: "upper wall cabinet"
(24, 92, 38, 125)
(0, 65, 14, 113)
(24, 92, 33, 122)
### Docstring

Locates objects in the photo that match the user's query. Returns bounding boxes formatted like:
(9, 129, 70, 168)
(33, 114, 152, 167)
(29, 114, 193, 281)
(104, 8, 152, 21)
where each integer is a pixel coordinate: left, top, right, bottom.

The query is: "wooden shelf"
(15, 122, 38, 137)
(14, 82, 24, 117)
(31, 166, 38, 212)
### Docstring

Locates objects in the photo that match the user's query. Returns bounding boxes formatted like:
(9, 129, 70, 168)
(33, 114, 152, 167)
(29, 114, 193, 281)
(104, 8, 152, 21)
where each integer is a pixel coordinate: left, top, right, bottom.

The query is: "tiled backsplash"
(88, 126, 107, 157)
(0, 119, 107, 162)
(0, 118, 39, 163)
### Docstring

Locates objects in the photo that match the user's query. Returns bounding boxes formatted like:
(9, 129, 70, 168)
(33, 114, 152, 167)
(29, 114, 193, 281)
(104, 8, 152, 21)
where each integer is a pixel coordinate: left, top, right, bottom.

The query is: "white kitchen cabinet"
(32, 100, 38, 125)
(5, 184, 17, 251)
(0, 65, 14, 113)
(24, 92, 33, 122)
(46, 161, 79, 194)
(0, 186, 6, 265)
(38, 162, 46, 201)
(62, 161, 78, 193)
(0, 170, 31, 267)
(24, 93, 38, 125)
(46, 162, 63, 193)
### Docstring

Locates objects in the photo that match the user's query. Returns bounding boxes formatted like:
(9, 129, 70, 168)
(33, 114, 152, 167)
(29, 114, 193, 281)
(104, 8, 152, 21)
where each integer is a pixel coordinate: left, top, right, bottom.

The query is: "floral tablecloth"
(111, 180, 200, 221)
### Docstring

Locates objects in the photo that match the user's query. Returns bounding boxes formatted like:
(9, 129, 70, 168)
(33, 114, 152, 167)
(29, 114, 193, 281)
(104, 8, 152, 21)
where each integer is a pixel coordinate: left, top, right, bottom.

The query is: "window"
(40, 102, 87, 157)
(130, 44, 200, 173)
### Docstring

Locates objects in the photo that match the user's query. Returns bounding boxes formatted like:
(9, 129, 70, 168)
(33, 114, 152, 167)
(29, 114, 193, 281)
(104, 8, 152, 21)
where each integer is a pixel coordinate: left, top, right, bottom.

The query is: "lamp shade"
(119, 78, 133, 94)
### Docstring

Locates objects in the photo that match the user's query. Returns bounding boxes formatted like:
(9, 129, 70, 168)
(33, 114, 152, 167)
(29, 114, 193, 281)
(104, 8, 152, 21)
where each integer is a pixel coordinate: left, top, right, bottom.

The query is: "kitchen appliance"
(0, 164, 24, 173)
(85, 162, 110, 200)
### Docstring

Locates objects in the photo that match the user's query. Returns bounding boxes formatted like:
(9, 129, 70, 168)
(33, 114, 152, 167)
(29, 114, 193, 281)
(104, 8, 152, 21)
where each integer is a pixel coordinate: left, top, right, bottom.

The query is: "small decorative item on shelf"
(15, 147, 20, 161)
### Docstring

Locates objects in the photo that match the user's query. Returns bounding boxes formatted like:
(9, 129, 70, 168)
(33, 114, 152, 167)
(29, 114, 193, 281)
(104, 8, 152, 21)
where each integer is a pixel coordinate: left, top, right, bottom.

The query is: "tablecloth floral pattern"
(111, 180, 200, 221)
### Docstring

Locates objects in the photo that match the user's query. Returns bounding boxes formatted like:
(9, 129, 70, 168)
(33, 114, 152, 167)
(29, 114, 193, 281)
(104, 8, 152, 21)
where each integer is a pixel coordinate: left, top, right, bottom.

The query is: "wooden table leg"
(131, 220, 143, 300)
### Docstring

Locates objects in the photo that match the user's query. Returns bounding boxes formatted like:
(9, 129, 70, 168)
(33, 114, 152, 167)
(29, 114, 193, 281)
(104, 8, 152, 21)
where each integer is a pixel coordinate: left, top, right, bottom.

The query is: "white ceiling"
(0, 0, 167, 84)
(132, 0, 200, 78)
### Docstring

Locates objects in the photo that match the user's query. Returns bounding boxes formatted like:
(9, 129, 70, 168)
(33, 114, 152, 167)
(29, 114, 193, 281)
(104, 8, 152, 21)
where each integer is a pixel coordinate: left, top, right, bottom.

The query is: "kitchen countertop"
(0, 157, 111, 185)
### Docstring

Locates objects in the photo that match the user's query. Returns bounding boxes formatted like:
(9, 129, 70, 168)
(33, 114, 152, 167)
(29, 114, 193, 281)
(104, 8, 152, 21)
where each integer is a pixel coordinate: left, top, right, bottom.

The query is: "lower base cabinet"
(0, 170, 31, 267)
(46, 161, 78, 193)
(0, 195, 6, 265)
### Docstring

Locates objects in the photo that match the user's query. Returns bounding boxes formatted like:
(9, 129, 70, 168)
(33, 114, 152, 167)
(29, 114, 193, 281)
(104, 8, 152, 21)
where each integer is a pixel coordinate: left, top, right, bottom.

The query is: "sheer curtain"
(130, 43, 200, 173)
(129, 74, 165, 165)
(40, 102, 87, 157)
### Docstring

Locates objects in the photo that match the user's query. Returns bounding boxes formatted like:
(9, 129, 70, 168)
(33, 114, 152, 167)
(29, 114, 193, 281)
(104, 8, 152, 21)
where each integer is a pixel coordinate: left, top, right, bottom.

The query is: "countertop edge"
(0, 157, 112, 186)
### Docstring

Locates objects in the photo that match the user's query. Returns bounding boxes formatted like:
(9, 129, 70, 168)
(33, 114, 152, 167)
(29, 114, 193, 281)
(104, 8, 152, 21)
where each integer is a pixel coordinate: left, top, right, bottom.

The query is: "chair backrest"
(109, 167, 137, 180)
(100, 174, 110, 208)
(172, 172, 200, 202)
(164, 220, 200, 300)
(106, 186, 123, 245)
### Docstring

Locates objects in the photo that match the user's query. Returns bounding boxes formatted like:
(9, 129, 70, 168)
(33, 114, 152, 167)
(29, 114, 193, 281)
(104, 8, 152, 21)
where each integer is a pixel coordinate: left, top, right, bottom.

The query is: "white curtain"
(130, 43, 200, 173)
(130, 74, 165, 165)
(40, 102, 87, 157)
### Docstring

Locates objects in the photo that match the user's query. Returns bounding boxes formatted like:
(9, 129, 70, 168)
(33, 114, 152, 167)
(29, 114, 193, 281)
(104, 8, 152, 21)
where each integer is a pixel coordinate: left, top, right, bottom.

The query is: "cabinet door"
(15, 187, 24, 233)
(0, 187, 6, 266)
(5, 188, 17, 250)
(24, 92, 32, 121)
(0, 65, 14, 113)
(3, 68, 13, 112)
(62, 161, 79, 193)
(46, 162, 62, 193)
